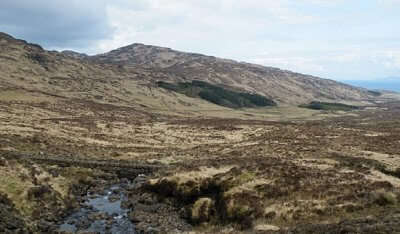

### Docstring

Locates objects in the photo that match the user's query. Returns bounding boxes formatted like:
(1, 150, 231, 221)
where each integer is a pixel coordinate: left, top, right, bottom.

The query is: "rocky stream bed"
(58, 183, 134, 233)
(55, 174, 192, 234)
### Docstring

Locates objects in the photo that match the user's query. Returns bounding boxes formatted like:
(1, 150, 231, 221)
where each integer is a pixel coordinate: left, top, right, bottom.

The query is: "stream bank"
(57, 174, 192, 234)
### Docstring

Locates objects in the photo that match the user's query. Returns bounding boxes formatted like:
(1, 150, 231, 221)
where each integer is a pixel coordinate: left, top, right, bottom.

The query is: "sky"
(1, 0, 400, 83)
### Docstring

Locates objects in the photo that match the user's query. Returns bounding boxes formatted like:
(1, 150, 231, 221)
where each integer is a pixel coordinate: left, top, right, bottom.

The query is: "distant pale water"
(344, 80, 400, 92)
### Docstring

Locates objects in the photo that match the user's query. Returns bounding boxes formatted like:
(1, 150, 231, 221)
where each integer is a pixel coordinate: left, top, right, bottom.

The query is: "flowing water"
(58, 184, 135, 233)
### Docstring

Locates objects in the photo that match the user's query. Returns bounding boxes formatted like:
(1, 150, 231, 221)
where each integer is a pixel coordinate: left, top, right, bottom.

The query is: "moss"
(229, 203, 250, 218)
(214, 169, 257, 192)
(236, 171, 256, 185)
(0, 173, 34, 217)
(224, 199, 254, 229)
(372, 189, 398, 206)
(0, 193, 31, 233)
(60, 167, 96, 185)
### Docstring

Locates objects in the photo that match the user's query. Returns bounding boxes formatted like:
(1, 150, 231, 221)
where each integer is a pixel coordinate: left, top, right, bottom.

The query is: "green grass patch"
(0, 173, 34, 216)
(299, 101, 360, 111)
(157, 80, 276, 108)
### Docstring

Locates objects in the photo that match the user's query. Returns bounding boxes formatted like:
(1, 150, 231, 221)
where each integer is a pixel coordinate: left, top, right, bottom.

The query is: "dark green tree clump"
(367, 90, 382, 96)
(299, 101, 360, 111)
(157, 80, 276, 108)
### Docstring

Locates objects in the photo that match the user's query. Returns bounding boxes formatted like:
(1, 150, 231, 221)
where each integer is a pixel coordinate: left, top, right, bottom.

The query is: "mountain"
(91, 43, 374, 105)
(0, 32, 379, 114)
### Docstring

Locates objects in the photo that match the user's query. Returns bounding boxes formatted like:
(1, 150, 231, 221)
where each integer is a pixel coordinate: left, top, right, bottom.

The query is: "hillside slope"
(0, 32, 234, 118)
(0, 32, 380, 111)
(92, 43, 375, 105)
(2, 33, 400, 234)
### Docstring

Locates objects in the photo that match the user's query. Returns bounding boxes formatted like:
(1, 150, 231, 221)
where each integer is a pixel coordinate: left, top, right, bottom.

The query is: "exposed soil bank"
(143, 165, 400, 233)
(124, 175, 193, 233)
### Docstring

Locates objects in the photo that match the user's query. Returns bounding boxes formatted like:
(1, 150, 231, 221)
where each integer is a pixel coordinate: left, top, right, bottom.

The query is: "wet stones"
(75, 218, 91, 230)
(108, 194, 120, 203)
(58, 182, 135, 233)
(88, 212, 107, 221)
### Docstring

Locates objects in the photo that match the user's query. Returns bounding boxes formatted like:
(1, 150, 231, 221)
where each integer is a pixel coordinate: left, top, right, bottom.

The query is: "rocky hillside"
(0, 32, 176, 115)
(92, 43, 375, 105)
(0, 32, 378, 110)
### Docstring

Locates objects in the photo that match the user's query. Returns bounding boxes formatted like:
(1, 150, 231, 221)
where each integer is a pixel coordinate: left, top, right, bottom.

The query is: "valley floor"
(0, 93, 400, 233)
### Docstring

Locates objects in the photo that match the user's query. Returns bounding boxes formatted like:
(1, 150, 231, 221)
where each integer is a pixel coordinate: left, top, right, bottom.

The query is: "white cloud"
(247, 47, 400, 80)
(92, 0, 317, 54)
(250, 56, 325, 74)
(0, 0, 113, 49)
(379, 0, 400, 6)
(1, 0, 399, 80)
(373, 50, 400, 69)
(299, 0, 345, 6)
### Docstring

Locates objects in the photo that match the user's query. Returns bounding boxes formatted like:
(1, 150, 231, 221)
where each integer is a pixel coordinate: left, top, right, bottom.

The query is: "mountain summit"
(91, 43, 373, 105)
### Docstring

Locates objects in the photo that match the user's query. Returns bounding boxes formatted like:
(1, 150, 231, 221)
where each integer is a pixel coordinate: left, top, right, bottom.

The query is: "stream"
(58, 183, 135, 234)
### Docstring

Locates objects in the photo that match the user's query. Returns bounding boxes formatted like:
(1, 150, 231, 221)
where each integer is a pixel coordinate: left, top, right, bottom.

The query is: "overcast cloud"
(0, 0, 399, 80)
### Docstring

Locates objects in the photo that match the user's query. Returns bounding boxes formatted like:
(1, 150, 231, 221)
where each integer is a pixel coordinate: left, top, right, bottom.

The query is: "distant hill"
(0, 32, 382, 114)
(91, 43, 376, 105)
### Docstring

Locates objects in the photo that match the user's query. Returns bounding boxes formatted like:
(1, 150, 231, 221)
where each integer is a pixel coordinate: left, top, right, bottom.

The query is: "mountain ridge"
(89, 42, 375, 105)
(0, 32, 379, 109)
